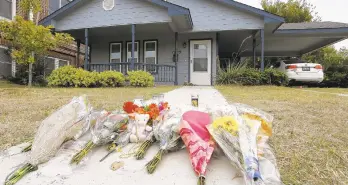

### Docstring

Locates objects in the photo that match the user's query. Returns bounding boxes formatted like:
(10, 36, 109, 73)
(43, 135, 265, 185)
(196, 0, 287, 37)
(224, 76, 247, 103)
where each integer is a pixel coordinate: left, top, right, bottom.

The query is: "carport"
(218, 21, 348, 69)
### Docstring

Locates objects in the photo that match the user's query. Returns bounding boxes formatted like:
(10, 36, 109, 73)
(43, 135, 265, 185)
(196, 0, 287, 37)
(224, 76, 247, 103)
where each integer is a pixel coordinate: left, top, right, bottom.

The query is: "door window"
(193, 44, 208, 72)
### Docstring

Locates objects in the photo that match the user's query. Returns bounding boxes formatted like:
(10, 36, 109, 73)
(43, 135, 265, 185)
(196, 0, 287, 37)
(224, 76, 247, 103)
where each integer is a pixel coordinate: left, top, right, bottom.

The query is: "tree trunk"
(28, 62, 33, 87)
(27, 11, 40, 87)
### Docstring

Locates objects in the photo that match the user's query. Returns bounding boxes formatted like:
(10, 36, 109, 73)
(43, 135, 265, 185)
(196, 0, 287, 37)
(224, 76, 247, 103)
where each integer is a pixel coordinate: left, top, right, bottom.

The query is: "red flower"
(123, 102, 138, 114)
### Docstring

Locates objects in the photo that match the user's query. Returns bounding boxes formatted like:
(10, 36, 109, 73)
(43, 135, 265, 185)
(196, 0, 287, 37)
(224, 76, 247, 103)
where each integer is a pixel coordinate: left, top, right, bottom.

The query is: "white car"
(274, 60, 324, 83)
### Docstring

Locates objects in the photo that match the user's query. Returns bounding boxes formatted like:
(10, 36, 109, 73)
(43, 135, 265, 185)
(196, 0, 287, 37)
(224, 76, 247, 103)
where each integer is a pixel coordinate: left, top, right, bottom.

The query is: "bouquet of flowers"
(179, 110, 215, 185)
(145, 112, 184, 174)
(71, 111, 129, 164)
(5, 96, 92, 185)
(207, 104, 268, 185)
(232, 103, 274, 159)
(123, 101, 162, 143)
(125, 100, 170, 160)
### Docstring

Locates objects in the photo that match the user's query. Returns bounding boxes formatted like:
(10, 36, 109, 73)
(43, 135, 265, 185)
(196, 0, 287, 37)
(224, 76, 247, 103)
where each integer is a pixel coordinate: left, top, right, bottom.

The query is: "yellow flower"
(212, 116, 239, 136)
(242, 113, 272, 136)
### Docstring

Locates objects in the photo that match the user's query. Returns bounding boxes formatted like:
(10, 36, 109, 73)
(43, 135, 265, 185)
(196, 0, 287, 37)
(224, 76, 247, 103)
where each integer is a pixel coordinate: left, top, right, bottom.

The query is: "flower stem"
(5, 163, 38, 185)
(197, 176, 206, 185)
(145, 149, 164, 174)
(134, 139, 154, 160)
(70, 141, 95, 164)
(21, 144, 32, 153)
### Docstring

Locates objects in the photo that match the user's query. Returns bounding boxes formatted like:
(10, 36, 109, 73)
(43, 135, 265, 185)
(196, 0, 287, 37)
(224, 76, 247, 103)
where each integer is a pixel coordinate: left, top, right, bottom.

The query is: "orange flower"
(148, 103, 158, 110)
(148, 106, 160, 120)
(162, 102, 169, 109)
(135, 107, 146, 114)
(123, 102, 138, 114)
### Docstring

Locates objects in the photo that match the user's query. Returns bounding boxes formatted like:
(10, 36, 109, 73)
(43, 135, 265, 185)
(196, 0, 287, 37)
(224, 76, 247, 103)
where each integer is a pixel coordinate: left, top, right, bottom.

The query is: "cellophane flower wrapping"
(179, 110, 215, 183)
(154, 107, 185, 152)
(29, 95, 92, 165)
(145, 109, 183, 174)
(91, 111, 129, 145)
(133, 99, 170, 160)
(234, 104, 282, 184)
(207, 115, 262, 185)
(232, 103, 274, 160)
(208, 103, 279, 185)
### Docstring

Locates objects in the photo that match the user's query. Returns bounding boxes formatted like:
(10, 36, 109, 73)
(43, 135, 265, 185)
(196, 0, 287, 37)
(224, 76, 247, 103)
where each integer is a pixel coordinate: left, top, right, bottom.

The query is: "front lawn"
(217, 86, 348, 185)
(0, 81, 176, 149)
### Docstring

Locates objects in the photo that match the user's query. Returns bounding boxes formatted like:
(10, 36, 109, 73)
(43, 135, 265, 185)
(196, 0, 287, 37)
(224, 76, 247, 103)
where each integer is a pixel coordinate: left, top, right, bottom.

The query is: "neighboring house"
(26, 0, 348, 85)
(0, 0, 83, 78)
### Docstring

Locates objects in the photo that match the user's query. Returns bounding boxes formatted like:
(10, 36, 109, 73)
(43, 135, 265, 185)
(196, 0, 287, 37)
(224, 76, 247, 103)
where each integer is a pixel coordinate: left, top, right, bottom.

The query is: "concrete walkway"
(0, 87, 279, 185)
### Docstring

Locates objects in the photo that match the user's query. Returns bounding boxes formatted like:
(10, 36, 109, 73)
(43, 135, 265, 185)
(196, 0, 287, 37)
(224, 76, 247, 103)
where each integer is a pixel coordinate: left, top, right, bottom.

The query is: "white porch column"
(11, 0, 16, 20)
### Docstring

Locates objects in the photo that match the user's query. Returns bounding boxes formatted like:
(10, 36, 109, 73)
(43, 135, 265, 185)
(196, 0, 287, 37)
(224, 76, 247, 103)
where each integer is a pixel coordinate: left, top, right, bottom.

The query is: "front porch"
(69, 23, 180, 84)
(65, 23, 219, 85)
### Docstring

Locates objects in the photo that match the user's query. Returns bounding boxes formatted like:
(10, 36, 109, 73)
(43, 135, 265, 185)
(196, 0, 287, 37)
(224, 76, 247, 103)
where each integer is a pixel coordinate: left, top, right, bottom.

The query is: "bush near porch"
(47, 66, 154, 87)
(127, 70, 155, 87)
(217, 66, 288, 86)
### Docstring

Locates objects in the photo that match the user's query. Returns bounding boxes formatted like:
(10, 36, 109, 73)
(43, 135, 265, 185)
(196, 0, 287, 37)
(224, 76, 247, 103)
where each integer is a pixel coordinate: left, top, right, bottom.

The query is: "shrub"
(127, 70, 154, 87)
(99, 71, 125, 87)
(72, 68, 100, 87)
(47, 66, 125, 87)
(47, 65, 77, 87)
(216, 64, 288, 86)
(262, 68, 289, 86)
(320, 65, 348, 87)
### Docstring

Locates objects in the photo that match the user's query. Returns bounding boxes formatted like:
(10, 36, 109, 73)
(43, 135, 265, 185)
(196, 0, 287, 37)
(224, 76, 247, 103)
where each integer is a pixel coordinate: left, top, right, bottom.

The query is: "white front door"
(190, 40, 212, 85)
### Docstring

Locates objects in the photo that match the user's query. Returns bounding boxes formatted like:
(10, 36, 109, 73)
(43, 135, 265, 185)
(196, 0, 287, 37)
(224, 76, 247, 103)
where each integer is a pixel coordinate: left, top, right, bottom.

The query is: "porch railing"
(87, 63, 176, 83)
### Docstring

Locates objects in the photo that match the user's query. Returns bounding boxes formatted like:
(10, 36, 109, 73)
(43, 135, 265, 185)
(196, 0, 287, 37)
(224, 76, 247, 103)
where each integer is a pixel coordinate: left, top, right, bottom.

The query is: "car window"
(274, 62, 281, 68)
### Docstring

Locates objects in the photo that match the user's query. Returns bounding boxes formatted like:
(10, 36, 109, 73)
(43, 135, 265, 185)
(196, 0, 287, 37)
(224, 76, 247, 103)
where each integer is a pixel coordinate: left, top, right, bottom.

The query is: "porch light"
(183, 42, 187, 48)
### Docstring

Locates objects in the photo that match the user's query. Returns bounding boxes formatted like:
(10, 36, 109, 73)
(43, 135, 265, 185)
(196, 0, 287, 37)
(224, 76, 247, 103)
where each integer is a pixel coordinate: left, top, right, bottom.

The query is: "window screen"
(144, 41, 157, 72)
(110, 43, 123, 72)
(127, 42, 139, 69)
(110, 43, 122, 63)
(193, 44, 208, 72)
(44, 57, 56, 76)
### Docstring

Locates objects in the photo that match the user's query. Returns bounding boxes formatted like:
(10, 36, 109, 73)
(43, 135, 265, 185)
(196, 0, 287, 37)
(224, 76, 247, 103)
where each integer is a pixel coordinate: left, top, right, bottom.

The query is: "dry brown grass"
(306, 88, 348, 94)
(0, 82, 176, 150)
(217, 86, 348, 185)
